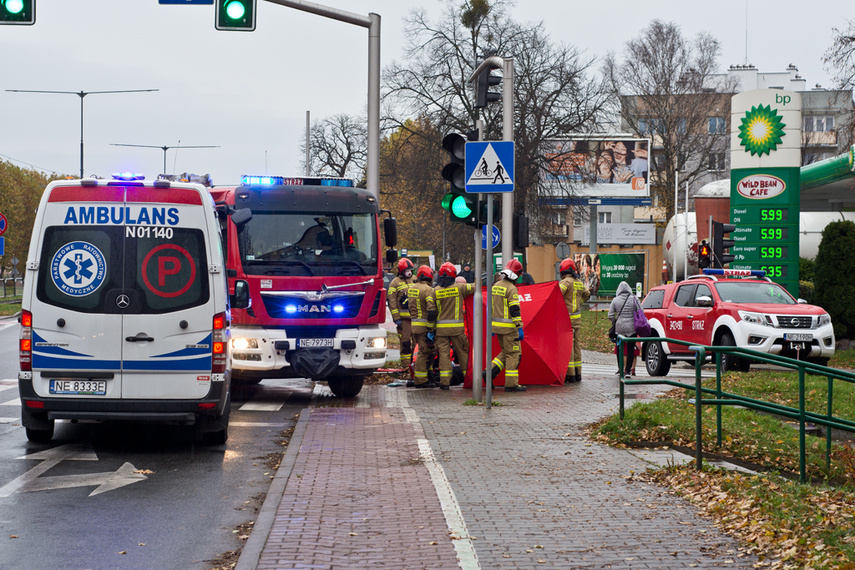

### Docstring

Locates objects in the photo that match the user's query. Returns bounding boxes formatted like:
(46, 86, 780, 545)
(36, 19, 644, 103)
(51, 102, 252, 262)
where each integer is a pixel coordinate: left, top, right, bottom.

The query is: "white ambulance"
(18, 175, 231, 444)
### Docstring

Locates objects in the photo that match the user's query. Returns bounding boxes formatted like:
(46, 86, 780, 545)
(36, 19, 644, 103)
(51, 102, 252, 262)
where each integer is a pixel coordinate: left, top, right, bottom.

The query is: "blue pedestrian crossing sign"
(465, 141, 514, 193)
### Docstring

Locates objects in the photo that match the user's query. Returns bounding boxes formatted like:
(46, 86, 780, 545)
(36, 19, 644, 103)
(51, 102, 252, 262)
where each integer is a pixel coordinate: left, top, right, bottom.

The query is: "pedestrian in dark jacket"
(458, 263, 475, 283)
(608, 281, 642, 377)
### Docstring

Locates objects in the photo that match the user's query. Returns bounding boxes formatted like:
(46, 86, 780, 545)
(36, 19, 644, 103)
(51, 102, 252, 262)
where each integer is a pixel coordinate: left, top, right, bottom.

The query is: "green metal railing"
(617, 335, 855, 483)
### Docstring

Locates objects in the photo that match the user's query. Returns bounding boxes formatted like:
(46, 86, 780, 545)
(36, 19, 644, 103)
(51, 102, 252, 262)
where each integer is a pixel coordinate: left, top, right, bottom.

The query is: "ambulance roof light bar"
(240, 175, 355, 187)
(112, 172, 145, 181)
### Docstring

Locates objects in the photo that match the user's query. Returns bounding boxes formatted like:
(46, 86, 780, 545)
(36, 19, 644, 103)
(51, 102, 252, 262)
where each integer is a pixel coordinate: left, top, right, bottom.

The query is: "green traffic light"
(5, 0, 24, 15)
(451, 195, 472, 218)
(225, 0, 245, 20)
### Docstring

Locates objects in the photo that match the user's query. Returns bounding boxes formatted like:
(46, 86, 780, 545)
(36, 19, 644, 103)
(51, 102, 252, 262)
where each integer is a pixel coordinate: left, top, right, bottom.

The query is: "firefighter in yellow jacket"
(488, 259, 526, 392)
(387, 258, 415, 376)
(408, 265, 437, 388)
(428, 262, 475, 390)
(559, 258, 590, 384)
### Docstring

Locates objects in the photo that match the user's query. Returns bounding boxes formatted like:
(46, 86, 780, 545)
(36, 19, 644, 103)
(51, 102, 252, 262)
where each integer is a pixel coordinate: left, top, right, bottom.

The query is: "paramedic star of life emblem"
(50, 241, 107, 297)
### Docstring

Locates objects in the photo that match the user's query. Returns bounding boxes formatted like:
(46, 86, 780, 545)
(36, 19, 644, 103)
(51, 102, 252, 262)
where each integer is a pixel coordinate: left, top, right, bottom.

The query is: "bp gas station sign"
(729, 90, 801, 297)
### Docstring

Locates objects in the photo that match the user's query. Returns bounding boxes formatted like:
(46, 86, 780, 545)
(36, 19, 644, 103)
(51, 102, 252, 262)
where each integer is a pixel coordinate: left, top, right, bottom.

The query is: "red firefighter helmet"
(439, 262, 457, 278)
(416, 265, 434, 281)
(559, 258, 576, 274)
(397, 258, 414, 274)
(504, 259, 523, 275)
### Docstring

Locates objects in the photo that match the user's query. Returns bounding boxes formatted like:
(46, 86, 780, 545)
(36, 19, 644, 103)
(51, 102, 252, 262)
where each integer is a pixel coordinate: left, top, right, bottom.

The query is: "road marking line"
(0, 417, 19, 424)
(1, 398, 20, 406)
(396, 389, 480, 570)
(229, 421, 288, 427)
(239, 401, 284, 411)
(0, 378, 17, 386)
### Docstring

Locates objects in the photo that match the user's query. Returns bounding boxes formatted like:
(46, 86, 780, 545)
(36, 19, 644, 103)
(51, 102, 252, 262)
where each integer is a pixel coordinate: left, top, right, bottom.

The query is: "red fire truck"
(210, 175, 397, 397)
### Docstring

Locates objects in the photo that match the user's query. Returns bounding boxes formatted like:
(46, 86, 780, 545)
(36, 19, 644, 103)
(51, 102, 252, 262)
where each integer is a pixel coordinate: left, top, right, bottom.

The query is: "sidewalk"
(237, 354, 757, 569)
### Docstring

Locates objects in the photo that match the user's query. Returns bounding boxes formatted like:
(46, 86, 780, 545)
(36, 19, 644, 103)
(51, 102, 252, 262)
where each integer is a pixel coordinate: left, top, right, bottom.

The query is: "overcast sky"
(0, 0, 852, 187)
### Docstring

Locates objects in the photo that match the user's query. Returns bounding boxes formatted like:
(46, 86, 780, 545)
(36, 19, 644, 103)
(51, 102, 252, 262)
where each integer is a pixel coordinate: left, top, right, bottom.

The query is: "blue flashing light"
(112, 172, 145, 181)
(240, 175, 355, 188)
(333, 304, 345, 313)
(319, 178, 355, 187)
(702, 269, 767, 278)
(284, 305, 298, 314)
(241, 175, 284, 186)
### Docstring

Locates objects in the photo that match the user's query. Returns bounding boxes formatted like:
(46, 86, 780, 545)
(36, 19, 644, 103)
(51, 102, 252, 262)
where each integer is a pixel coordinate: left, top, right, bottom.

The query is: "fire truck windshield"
(237, 211, 377, 276)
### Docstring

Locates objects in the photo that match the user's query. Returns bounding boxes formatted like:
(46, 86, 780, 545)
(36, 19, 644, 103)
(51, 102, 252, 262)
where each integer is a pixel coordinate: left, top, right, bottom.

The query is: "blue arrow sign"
(465, 141, 514, 193)
(481, 225, 500, 250)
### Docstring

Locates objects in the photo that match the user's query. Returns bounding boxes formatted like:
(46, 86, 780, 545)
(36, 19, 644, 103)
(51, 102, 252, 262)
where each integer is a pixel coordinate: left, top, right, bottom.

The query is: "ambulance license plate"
(784, 333, 812, 342)
(298, 338, 334, 348)
(50, 380, 107, 396)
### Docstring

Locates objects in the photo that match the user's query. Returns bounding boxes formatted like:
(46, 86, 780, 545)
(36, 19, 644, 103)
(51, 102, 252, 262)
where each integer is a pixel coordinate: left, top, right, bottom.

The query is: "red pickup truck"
(641, 269, 835, 375)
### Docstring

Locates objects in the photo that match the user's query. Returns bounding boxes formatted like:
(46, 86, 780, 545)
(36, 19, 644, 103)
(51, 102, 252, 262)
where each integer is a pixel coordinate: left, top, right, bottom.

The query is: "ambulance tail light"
(20, 310, 32, 372)
(212, 312, 228, 374)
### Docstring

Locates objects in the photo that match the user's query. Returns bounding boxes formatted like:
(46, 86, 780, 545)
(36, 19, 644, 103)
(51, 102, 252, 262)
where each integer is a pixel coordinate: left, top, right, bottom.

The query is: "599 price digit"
(760, 227, 788, 240)
(760, 246, 787, 259)
(760, 208, 788, 222)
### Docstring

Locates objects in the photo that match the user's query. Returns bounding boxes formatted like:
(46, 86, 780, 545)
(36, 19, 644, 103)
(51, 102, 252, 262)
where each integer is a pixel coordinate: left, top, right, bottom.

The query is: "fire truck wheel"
(328, 376, 364, 398)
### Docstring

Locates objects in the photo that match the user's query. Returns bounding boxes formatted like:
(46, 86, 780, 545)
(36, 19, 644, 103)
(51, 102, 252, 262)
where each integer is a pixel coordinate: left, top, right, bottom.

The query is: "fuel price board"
(730, 168, 800, 295)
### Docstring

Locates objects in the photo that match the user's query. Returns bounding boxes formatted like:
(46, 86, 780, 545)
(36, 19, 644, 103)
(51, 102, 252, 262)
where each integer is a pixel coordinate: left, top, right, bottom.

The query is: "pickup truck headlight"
(738, 310, 767, 325)
(818, 313, 831, 327)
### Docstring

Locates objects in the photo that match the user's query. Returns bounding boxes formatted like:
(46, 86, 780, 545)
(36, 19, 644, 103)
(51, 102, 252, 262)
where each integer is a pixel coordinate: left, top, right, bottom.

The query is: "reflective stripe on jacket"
(387, 275, 413, 319)
(491, 278, 521, 332)
(408, 282, 435, 333)
(559, 275, 590, 319)
(429, 283, 475, 336)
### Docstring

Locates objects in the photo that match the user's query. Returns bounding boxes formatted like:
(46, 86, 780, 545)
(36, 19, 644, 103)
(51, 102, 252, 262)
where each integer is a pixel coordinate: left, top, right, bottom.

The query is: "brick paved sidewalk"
(238, 367, 758, 569)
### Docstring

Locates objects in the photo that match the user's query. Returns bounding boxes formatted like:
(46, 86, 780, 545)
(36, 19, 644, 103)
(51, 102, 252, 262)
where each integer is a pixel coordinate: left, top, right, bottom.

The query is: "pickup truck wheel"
(644, 341, 671, 376)
(719, 332, 749, 372)
(328, 376, 364, 398)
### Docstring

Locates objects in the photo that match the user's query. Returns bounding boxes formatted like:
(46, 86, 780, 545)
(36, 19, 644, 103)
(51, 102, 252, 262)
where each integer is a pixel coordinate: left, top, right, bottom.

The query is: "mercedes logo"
(116, 294, 131, 309)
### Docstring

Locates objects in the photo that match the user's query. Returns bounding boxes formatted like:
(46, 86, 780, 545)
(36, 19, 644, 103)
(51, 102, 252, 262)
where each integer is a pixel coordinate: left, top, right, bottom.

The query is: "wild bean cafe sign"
(729, 90, 801, 298)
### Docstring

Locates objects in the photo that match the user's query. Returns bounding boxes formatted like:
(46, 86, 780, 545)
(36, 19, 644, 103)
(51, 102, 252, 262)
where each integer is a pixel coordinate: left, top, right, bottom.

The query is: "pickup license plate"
(49, 380, 107, 395)
(298, 338, 334, 348)
(784, 333, 812, 342)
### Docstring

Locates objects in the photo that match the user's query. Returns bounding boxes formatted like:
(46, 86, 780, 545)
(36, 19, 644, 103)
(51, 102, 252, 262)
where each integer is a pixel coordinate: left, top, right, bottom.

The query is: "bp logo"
(738, 104, 786, 156)
(50, 241, 107, 297)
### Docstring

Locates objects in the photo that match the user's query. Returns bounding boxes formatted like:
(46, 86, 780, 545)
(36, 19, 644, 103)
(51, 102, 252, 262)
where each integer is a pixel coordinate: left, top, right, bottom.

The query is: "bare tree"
(825, 18, 855, 90)
(382, 0, 608, 242)
(301, 114, 367, 181)
(603, 20, 737, 222)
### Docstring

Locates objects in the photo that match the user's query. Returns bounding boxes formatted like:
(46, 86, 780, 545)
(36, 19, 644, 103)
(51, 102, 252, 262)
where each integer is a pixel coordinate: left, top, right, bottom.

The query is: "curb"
(234, 407, 311, 570)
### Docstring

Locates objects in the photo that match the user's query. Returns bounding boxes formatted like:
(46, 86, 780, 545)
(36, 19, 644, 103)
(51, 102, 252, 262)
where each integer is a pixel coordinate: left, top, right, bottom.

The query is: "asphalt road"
(0, 319, 308, 570)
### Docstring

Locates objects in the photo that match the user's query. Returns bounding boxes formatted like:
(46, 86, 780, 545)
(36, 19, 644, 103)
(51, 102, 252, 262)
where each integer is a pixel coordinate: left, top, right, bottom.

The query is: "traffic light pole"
(472, 122, 484, 404)
(469, 56, 514, 269)
(264, 0, 380, 201)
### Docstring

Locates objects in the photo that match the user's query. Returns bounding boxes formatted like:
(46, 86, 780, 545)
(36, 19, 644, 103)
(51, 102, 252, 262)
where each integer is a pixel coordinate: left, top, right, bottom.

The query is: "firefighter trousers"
(491, 332, 521, 388)
(436, 333, 469, 386)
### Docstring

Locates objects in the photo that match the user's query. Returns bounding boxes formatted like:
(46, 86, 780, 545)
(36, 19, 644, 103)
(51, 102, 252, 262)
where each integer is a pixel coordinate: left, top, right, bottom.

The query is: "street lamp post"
(6, 88, 159, 178)
(110, 143, 220, 176)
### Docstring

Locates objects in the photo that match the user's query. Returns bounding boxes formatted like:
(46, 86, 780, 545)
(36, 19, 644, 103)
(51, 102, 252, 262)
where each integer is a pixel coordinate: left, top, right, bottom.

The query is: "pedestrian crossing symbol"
(465, 141, 514, 193)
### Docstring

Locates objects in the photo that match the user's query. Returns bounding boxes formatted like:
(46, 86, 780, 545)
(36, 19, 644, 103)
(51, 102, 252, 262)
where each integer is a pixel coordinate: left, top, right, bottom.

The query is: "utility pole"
(110, 143, 220, 176)
(6, 89, 158, 178)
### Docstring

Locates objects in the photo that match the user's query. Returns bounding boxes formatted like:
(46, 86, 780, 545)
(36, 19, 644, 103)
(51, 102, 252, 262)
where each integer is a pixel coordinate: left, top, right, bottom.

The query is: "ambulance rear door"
(119, 185, 216, 400)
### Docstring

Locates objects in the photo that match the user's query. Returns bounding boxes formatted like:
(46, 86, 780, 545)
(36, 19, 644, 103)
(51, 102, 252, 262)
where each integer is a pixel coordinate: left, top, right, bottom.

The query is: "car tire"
(644, 341, 671, 376)
(327, 376, 364, 398)
(719, 332, 749, 372)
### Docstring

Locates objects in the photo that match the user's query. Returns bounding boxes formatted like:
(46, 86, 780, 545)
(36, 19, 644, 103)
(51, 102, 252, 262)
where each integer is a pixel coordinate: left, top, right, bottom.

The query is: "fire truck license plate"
(299, 338, 334, 348)
(784, 333, 812, 342)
